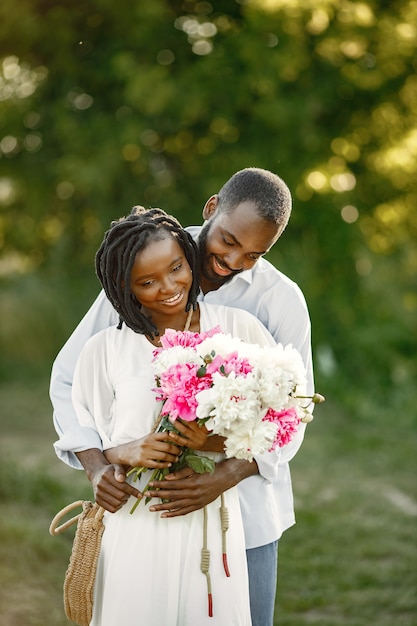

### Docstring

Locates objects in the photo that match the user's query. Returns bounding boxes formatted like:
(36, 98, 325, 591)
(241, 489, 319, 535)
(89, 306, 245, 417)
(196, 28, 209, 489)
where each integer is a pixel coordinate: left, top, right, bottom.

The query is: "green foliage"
(0, 1, 416, 396)
(184, 451, 215, 474)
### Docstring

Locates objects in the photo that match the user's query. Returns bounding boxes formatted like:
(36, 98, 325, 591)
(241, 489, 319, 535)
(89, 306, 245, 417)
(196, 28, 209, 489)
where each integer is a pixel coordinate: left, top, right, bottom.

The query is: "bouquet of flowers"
(128, 325, 324, 510)
(127, 325, 324, 617)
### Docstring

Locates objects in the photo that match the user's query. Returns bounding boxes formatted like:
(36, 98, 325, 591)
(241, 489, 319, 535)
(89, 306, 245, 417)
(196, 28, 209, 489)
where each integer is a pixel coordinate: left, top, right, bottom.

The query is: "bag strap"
(49, 500, 104, 536)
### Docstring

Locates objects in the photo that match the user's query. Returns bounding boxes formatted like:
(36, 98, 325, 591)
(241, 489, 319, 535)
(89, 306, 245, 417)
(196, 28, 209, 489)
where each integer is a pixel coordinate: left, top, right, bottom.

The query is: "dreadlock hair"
(95, 206, 200, 338)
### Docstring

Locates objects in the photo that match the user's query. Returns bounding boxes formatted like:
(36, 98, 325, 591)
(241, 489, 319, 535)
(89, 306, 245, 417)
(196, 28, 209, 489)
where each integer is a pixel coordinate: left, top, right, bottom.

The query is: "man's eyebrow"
(222, 228, 267, 255)
(222, 228, 242, 247)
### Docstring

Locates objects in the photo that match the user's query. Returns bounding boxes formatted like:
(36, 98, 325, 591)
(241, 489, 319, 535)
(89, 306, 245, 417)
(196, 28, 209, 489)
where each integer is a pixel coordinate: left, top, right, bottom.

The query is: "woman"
(72, 207, 277, 625)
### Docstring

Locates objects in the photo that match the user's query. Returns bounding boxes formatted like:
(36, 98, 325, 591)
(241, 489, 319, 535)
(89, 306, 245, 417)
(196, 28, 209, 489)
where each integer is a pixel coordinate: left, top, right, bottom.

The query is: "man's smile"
(212, 256, 234, 276)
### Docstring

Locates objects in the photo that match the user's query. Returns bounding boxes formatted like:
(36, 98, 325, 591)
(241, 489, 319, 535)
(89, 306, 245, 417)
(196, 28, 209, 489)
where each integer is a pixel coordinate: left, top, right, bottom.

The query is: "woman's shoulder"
(201, 300, 258, 322)
(199, 302, 275, 346)
(81, 323, 138, 354)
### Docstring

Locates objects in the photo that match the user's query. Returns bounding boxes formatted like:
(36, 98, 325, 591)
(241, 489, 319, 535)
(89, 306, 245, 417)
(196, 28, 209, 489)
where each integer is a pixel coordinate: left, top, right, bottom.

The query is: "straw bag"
(49, 500, 105, 626)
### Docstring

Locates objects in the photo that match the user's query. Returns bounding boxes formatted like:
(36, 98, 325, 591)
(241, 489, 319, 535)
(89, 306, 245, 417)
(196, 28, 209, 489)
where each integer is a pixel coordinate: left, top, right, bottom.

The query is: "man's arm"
(50, 291, 140, 512)
(145, 457, 259, 518)
(50, 290, 118, 468)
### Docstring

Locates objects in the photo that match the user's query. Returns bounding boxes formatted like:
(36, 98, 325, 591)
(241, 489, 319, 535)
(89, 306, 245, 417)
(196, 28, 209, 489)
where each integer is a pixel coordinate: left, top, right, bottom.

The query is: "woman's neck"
(146, 306, 200, 345)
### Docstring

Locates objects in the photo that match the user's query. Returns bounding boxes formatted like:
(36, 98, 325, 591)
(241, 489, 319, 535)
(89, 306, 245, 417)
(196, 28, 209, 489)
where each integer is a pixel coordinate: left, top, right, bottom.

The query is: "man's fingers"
(113, 464, 127, 483)
(150, 501, 201, 517)
(98, 481, 139, 500)
(145, 487, 193, 500)
(96, 484, 142, 512)
(160, 506, 198, 518)
(148, 498, 198, 515)
(158, 467, 196, 481)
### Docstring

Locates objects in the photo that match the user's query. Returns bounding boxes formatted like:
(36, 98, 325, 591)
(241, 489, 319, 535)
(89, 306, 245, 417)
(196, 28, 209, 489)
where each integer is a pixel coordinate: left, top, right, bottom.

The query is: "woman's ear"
(202, 194, 219, 221)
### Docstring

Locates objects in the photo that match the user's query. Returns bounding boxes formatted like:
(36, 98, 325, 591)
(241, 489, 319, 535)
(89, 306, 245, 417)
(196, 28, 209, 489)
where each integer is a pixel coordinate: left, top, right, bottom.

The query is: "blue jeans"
(246, 540, 278, 626)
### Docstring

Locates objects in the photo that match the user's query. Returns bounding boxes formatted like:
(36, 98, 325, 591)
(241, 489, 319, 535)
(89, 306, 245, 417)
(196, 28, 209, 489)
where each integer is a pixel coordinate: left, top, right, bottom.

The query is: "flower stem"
(129, 467, 162, 514)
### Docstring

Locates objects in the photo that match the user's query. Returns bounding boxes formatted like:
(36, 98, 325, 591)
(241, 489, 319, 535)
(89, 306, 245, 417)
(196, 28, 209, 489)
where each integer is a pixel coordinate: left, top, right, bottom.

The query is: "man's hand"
(92, 463, 141, 512)
(76, 448, 140, 513)
(145, 457, 258, 518)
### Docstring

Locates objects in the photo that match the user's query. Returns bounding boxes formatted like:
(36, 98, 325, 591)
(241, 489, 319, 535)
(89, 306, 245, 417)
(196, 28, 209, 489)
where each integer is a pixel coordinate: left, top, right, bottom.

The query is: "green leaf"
(185, 453, 215, 474)
(158, 415, 178, 433)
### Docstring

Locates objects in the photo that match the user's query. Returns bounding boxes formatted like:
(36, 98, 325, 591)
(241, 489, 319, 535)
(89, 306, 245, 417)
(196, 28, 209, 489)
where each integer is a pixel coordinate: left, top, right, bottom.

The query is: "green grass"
(277, 398, 417, 625)
(0, 374, 92, 626)
(0, 374, 416, 626)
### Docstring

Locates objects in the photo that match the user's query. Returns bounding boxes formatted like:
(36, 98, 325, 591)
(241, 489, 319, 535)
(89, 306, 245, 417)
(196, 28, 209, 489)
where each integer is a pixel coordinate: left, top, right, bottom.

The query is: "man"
(50, 167, 314, 626)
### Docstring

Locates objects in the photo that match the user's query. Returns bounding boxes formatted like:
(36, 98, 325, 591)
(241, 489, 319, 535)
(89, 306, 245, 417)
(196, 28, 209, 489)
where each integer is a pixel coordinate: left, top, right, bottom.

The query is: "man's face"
(198, 200, 281, 292)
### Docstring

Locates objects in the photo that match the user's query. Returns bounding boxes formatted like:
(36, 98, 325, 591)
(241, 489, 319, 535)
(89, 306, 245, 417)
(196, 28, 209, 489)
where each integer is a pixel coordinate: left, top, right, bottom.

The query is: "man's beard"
(198, 222, 238, 288)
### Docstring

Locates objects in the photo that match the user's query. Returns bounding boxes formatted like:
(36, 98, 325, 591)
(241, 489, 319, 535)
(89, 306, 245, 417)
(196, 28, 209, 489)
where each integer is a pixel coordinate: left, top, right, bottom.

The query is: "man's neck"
(200, 276, 222, 295)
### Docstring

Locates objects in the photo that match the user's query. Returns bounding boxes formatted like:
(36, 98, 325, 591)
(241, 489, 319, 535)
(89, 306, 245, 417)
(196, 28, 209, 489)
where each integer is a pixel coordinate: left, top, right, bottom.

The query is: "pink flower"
(263, 407, 300, 449)
(206, 352, 253, 377)
(156, 325, 222, 352)
(156, 362, 212, 422)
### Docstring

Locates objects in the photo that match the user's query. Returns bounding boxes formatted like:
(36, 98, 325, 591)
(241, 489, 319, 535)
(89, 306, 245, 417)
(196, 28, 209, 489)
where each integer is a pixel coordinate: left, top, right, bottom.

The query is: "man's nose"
(226, 250, 254, 271)
(225, 251, 244, 271)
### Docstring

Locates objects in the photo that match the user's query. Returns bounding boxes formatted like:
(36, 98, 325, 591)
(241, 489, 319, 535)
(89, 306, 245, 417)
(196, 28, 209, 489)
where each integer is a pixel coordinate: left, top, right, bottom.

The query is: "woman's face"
(130, 236, 193, 320)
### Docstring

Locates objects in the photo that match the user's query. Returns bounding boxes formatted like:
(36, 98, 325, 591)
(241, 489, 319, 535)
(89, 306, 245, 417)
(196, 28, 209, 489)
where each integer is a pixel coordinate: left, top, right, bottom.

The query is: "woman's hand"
(168, 420, 225, 453)
(105, 433, 182, 469)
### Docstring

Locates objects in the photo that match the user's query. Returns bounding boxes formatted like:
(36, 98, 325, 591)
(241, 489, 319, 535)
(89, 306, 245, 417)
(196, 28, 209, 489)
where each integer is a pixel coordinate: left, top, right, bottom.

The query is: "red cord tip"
(222, 553, 230, 577)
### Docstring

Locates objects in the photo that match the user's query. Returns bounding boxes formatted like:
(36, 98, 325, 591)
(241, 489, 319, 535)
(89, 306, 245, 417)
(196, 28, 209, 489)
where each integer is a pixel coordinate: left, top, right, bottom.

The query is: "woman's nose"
(159, 275, 175, 292)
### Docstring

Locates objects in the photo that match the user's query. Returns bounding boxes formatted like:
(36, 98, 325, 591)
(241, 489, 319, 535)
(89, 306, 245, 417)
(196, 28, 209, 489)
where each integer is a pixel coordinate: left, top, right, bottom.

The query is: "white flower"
(152, 346, 199, 376)
(223, 420, 278, 461)
(196, 371, 261, 432)
(253, 344, 307, 410)
(265, 344, 306, 381)
(256, 367, 293, 409)
(195, 333, 245, 360)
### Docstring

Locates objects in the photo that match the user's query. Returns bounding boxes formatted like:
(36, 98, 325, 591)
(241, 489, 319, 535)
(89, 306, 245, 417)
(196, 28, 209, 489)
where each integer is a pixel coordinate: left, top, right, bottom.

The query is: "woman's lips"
(161, 291, 184, 305)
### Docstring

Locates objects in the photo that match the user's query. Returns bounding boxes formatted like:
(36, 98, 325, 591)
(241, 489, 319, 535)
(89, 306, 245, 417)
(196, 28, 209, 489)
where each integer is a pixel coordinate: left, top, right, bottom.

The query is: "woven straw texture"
(50, 501, 105, 626)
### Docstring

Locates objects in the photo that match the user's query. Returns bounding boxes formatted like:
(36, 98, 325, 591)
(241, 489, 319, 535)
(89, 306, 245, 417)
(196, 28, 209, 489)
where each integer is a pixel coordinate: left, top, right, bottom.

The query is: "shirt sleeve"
(51, 291, 119, 468)
(254, 421, 307, 483)
(71, 331, 116, 452)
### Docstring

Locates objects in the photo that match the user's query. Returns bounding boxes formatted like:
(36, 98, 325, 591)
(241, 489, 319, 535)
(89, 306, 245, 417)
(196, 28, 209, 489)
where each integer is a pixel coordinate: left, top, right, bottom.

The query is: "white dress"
(72, 302, 276, 626)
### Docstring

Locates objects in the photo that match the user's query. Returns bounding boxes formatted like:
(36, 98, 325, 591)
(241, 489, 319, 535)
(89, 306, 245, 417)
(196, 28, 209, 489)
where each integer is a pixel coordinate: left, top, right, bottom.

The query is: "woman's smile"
(160, 290, 185, 305)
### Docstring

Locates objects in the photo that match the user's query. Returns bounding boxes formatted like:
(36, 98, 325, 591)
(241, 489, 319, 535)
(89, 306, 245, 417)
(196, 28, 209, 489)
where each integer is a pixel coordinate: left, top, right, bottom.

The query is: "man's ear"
(202, 194, 219, 221)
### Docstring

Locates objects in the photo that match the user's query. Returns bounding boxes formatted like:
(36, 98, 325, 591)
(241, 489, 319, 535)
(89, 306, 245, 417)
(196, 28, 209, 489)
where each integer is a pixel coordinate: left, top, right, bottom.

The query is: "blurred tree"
(0, 0, 416, 395)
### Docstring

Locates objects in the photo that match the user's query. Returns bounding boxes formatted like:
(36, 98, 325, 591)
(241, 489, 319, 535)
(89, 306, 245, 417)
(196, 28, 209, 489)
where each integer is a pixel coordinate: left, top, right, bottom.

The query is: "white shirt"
(50, 225, 314, 547)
